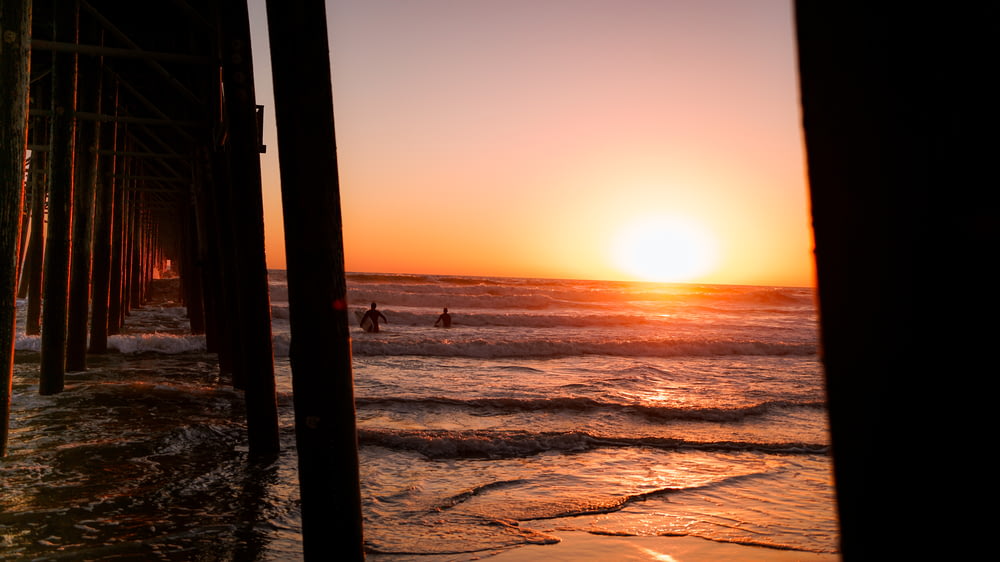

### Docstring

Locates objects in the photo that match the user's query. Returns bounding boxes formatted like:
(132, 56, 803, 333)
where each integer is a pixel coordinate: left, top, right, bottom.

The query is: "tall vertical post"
(14, 148, 32, 290)
(16, 131, 40, 299)
(193, 148, 223, 355)
(66, 19, 102, 371)
(24, 113, 46, 335)
(181, 201, 206, 333)
(128, 198, 143, 308)
(39, 0, 78, 395)
(107, 136, 126, 335)
(1, 0, 32, 456)
(89, 78, 117, 353)
(265, 1, 365, 558)
(218, 0, 279, 458)
(796, 3, 996, 559)
(124, 188, 138, 310)
(120, 179, 134, 319)
(209, 149, 243, 386)
(21, 144, 48, 336)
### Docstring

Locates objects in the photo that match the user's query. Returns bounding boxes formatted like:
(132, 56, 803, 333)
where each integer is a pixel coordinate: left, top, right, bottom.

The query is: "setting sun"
(611, 216, 719, 283)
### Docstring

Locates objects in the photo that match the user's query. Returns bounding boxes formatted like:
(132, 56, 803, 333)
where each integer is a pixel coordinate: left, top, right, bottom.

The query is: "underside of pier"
(2, 1, 362, 559)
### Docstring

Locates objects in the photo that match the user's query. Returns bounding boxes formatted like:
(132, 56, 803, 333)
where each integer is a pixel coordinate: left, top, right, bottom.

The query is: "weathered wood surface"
(1, 0, 32, 456)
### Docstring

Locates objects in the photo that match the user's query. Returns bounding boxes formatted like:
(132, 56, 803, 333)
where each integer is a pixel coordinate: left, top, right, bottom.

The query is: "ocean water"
(2, 271, 838, 560)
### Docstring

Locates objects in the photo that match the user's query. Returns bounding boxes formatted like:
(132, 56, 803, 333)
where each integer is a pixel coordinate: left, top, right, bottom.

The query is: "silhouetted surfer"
(361, 302, 388, 333)
(434, 307, 452, 328)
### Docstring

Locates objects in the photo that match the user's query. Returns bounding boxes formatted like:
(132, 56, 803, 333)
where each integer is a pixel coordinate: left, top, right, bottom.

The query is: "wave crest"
(359, 427, 829, 460)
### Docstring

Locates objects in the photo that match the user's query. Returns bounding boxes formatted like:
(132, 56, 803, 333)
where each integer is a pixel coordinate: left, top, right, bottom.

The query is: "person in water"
(362, 302, 388, 333)
(434, 307, 452, 328)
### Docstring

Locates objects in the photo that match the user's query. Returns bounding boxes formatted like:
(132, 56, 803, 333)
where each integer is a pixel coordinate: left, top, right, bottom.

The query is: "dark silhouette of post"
(66, 19, 103, 371)
(39, 0, 78, 395)
(218, 0, 279, 459)
(17, 128, 43, 302)
(14, 141, 35, 295)
(796, 3, 996, 559)
(207, 148, 244, 387)
(180, 202, 206, 334)
(23, 130, 44, 335)
(193, 147, 227, 363)
(1, 0, 32, 456)
(89, 78, 118, 354)
(265, 0, 365, 559)
(107, 136, 126, 335)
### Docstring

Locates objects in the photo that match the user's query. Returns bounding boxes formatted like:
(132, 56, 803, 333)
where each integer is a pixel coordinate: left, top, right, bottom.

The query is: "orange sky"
(249, 1, 815, 287)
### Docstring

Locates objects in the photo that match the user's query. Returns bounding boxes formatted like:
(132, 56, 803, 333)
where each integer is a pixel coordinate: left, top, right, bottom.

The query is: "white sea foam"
(107, 333, 207, 354)
(14, 332, 205, 354)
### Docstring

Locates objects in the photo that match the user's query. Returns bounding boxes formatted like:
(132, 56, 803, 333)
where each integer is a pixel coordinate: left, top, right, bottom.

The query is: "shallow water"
(2, 273, 838, 560)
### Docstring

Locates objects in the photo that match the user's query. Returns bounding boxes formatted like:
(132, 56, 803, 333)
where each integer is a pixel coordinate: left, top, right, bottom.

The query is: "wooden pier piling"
(1, 0, 32, 456)
(65, 18, 102, 371)
(38, 0, 78, 395)
(797, 3, 997, 558)
(265, 0, 366, 558)
(218, 0, 280, 459)
(4, 0, 283, 460)
(4, 0, 354, 554)
(88, 77, 118, 354)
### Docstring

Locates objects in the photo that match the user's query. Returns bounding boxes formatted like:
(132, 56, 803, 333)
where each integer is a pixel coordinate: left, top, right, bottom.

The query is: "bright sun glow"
(612, 216, 719, 283)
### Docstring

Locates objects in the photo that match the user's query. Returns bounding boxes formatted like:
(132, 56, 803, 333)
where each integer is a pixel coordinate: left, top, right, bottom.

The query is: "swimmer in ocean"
(434, 307, 452, 328)
(362, 302, 388, 332)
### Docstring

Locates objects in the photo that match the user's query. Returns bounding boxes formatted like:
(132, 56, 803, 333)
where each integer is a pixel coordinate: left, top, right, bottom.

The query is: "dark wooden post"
(127, 192, 142, 309)
(22, 131, 44, 335)
(218, 0, 279, 459)
(209, 148, 243, 386)
(1, 0, 32, 456)
(107, 137, 126, 335)
(65, 21, 102, 371)
(120, 181, 135, 318)
(142, 216, 154, 300)
(39, 0, 78, 395)
(89, 78, 117, 353)
(181, 201, 206, 333)
(14, 146, 33, 292)
(796, 3, 996, 559)
(128, 204, 143, 308)
(265, 1, 365, 558)
(16, 129, 41, 300)
(192, 148, 223, 354)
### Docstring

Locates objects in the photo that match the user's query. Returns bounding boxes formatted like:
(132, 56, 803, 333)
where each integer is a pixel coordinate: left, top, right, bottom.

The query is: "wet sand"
(487, 531, 839, 561)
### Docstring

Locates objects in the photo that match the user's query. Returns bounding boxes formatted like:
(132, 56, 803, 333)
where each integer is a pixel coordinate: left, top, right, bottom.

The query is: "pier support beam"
(39, 0, 78, 395)
(218, 0, 279, 459)
(796, 3, 997, 559)
(1, 0, 32, 456)
(193, 147, 226, 360)
(89, 78, 118, 353)
(21, 124, 45, 335)
(266, 1, 365, 558)
(17, 127, 43, 302)
(66, 18, 102, 371)
(107, 140, 126, 335)
(23, 117, 45, 336)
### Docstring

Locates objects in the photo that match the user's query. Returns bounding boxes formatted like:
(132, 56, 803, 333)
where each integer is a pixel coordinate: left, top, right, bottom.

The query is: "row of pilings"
(1, 0, 278, 450)
(2, 1, 364, 559)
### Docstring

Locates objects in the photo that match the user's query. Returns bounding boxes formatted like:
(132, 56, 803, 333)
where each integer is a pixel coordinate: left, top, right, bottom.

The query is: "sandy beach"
(487, 531, 839, 561)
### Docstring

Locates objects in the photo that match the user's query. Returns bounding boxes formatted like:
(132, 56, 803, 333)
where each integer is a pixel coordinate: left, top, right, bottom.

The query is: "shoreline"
(486, 531, 840, 561)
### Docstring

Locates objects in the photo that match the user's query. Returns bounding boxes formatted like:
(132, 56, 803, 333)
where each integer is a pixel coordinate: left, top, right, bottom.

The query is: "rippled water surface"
(2, 273, 838, 560)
